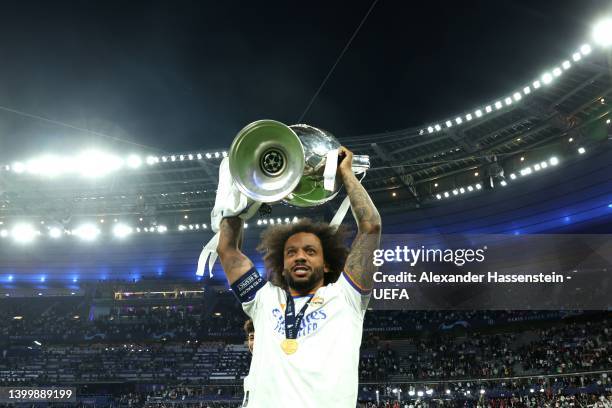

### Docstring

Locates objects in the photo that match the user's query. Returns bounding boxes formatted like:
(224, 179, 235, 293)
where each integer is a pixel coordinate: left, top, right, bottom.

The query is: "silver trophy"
(227, 120, 369, 208)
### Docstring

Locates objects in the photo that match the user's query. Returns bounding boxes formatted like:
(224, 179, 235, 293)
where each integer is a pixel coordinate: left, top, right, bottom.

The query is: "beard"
(283, 266, 325, 293)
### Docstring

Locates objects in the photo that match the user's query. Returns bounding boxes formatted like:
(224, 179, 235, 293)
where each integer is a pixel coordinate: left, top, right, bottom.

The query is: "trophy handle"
(352, 155, 370, 174)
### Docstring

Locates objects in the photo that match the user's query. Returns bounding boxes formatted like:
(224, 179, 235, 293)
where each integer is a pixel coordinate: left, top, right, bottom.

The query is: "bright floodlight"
(465, 113, 472, 121)
(542, 72, 553, 84)
(12, 162, 26, 174)
(455, 117, 462, 125)
(549, 157, 559, 165)
(532, 80, 541, 89)
(12, 224, 37, 244)
(475, 109, 483, 117)
(480, 389, 486, 395)
(434, 124, 441, 131)
(572, 52, 582, 62)
(593, 18, 612, 46)
(500, 180, 507, 186)
(126, 155, 142, 169)
(426, 389, 433, 395)
(74, 224, 100, 241)
(113, 223, 132, 238)
(443, 191, 450, 198)
(49, 227, 62, 239)
(578, 147, 586, 154)
(0, 230, 8, 238)
(417, 391, 424, 397)
(157, 225, 167, 233)
(523, 86, 531, 95)
(510, 173, 517, 180)
(494, 101, 503, 110)
(445, 120, 452, 128)
(77, 150, 123, 177)
(562, 60, 571, 70)
(580, 43, 592, 55)
(436, 194, 442, 199)
(552, 67, 562, 77)
(513, 92, 522, 101)
(146, 156, 157, 165)
(427, 126, 434, 134)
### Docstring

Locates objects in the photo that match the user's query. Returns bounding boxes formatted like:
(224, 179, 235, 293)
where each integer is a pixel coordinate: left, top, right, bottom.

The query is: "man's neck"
(289, 281, 324, 297)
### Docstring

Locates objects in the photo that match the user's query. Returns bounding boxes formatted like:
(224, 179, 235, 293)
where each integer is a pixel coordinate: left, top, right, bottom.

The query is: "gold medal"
(280, 339, 298, 355)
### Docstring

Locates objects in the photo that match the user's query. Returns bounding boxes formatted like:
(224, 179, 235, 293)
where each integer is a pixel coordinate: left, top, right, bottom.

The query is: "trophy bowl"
(228, 120, 369, 208)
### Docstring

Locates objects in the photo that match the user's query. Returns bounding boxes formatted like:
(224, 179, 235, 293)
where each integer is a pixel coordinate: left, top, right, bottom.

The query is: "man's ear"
(324, 263, 330, 273)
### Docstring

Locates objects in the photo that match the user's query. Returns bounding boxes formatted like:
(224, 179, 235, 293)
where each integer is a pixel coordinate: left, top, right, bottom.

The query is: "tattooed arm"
(339, 146, 382, 292)
(217, 217, 254, 285)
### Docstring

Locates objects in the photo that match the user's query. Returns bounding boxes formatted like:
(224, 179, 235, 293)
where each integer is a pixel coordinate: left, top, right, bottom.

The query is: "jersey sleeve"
(230, 267, 268, 318)
(338, 272, 371, 317)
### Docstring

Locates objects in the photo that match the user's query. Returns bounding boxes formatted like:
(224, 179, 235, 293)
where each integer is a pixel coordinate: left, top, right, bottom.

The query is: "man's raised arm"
(217, 217, 254, 285)
(339, 146, 382, 292)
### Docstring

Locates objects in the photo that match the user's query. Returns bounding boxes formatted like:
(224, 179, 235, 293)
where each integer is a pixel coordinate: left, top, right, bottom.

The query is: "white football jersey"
(241, 272, 370, 408)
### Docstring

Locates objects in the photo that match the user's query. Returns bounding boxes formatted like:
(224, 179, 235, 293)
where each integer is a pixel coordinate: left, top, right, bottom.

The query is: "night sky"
(0, 0, 607, 161)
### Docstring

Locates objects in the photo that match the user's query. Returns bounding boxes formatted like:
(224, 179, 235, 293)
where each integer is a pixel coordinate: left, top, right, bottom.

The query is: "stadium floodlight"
(197, 153, 203, 159)
(534, 164, 541, 171)
(188, 154, 194, 160)
(205, 153, 212, 159)
(434, 124, 441, 131)
(49, 227, 62, 239)
(523, 86, 531, 95)
(157, 225, 167, 233)
(549, 157, 559, 166)
(222, 151, 228, 157)
(146, 156, 157, 165)
(520, 167, 533, 176)
(459, 187, 465, 194)
(467, 185, 474, 191)
(178, 225, 186, 231)
(408, 391, 415, 397)
(161, 156, 168, 162)
(12, 162, 26, 174)
(532, 80, 541, 89)
(257, 220, 262, 225)
(475, 109, 482, 117)
(77, 150, 123, 178)
(572, 52, 581, 62)
(1, 229, 9, 238)
(480, 389, 485, 395)
(179, 155, 185, 161)
(578, 147, 586, 154)
(504, 97, 512, 106)
(513, 92, 522, 101)
(436, 194, 442, 200)
(417, 391, 424, 397)
(445, 390, 451, 395)
(562, 60, 571, 70)
(540, 161, 548, 168)
(475, 183, 482, 189)
(214, 152, 220, 158)
(426, 389, 433, 395)
(73, 224, 100, 241)
(541, 72, 553, 84)
(12, 223, 37, 244)
(593, 18, 612, 46)
(494, 101, 503, 110)
(552, 67, 562, 77)
(580, 43, 592, 55)
(510, 173, 517, 180)
(443, 191, 450, 198)
(455, 117, 462, 125)
(452, 189, 459, 196)
(500, 180, 507, 186)
(485, 105, 492, 113)
(113, 223, 133, 238)
(465, 113, 472, 121)
(427, 126, 434, 134)
(126, 155, 142, 169)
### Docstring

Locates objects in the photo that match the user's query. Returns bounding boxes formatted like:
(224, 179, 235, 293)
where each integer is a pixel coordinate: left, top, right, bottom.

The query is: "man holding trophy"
(212, 120, 381, 407)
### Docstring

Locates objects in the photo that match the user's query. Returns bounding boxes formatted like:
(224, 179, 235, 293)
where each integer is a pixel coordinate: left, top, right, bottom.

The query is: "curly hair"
(243, 319, 254, 336)
(256, 218, 349, 289)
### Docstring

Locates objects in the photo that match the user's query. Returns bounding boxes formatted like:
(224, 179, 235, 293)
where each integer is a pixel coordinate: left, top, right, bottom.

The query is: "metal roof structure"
(0, 42, 611, 234)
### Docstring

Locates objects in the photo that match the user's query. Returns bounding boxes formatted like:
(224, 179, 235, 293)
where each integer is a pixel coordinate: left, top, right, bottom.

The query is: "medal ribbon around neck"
(281, 291, 313, 354)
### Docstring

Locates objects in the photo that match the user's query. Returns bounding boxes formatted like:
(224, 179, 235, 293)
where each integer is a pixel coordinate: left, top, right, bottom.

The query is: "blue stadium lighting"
(608, 203, 612, 208)
(7, 275, 13, 282)
(40, 276, 45, 283)
(72, 277, 78, 283)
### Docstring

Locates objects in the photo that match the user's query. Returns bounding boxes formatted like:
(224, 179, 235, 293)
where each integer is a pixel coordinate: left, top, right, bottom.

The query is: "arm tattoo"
(342, 171, 381, 291)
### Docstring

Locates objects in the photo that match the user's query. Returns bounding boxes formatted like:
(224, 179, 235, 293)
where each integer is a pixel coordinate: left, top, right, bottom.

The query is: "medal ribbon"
(284, 292, 313, 339)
